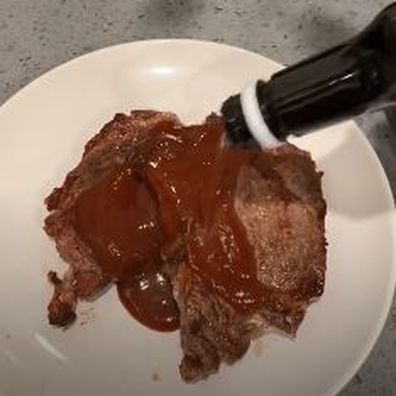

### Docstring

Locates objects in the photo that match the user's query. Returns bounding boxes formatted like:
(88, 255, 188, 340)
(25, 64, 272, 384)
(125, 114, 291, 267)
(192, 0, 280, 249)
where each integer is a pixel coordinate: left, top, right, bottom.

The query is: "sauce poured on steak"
(70, 116, 293, 330)
(44, 111, 326, 382)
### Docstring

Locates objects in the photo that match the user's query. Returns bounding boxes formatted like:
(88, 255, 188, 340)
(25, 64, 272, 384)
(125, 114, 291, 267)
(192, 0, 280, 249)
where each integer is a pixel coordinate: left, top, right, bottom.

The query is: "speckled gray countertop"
(0, 0, 395, 394)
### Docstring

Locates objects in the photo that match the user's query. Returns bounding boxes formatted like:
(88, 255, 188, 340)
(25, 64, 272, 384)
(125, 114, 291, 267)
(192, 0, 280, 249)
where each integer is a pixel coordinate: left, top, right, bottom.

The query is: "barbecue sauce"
(73, 116, 271, 332)
(73, 166, 179, 331)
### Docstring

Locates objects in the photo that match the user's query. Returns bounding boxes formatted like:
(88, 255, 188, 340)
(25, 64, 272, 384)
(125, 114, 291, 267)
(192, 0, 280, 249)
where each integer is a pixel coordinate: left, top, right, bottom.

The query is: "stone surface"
(0, 0, 395, 394)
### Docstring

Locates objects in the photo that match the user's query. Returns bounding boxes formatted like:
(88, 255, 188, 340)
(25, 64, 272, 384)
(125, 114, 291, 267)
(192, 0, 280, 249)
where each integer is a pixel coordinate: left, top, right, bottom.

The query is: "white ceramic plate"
(0, 40, 395, 396)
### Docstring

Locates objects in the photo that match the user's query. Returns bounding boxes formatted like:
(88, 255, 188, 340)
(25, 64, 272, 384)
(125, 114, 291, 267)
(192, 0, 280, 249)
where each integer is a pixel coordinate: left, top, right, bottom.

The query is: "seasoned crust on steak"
(175, 144, 326, 382)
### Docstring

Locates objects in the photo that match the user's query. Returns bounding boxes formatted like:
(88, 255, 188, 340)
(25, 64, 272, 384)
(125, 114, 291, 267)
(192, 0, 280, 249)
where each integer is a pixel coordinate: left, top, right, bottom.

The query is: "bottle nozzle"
(221, 81, 282, 148)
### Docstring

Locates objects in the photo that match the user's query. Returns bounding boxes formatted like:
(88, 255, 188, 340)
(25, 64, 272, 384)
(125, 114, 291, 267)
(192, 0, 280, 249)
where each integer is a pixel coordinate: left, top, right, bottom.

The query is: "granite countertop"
(0, 0, 395, 394)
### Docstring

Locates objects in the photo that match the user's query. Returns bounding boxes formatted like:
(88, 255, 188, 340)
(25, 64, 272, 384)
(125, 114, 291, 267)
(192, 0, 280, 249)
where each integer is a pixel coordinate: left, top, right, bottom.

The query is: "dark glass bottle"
(222, 3, 396, 145)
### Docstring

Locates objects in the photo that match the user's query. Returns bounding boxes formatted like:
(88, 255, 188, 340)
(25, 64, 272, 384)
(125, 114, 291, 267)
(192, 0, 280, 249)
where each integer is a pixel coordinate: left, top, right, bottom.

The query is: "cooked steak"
(44, 111, 181, 326)
(177, 145, 326, 382)
(44, 110, 326, 382)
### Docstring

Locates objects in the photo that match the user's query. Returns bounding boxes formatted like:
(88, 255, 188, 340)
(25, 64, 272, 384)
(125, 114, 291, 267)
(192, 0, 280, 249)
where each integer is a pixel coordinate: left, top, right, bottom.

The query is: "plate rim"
(0, 39, 395, 396)
(324, 121, 396, 396)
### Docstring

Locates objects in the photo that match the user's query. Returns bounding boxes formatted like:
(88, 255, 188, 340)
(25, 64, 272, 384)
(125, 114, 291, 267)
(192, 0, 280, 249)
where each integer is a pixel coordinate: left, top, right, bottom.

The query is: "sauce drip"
(73, 165, 179, 331)
(73, 116, 269, 332)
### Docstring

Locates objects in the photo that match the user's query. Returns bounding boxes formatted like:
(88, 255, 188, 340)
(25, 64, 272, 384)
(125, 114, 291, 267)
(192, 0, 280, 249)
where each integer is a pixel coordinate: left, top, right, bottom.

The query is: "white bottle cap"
(240, 81, 282, 149)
